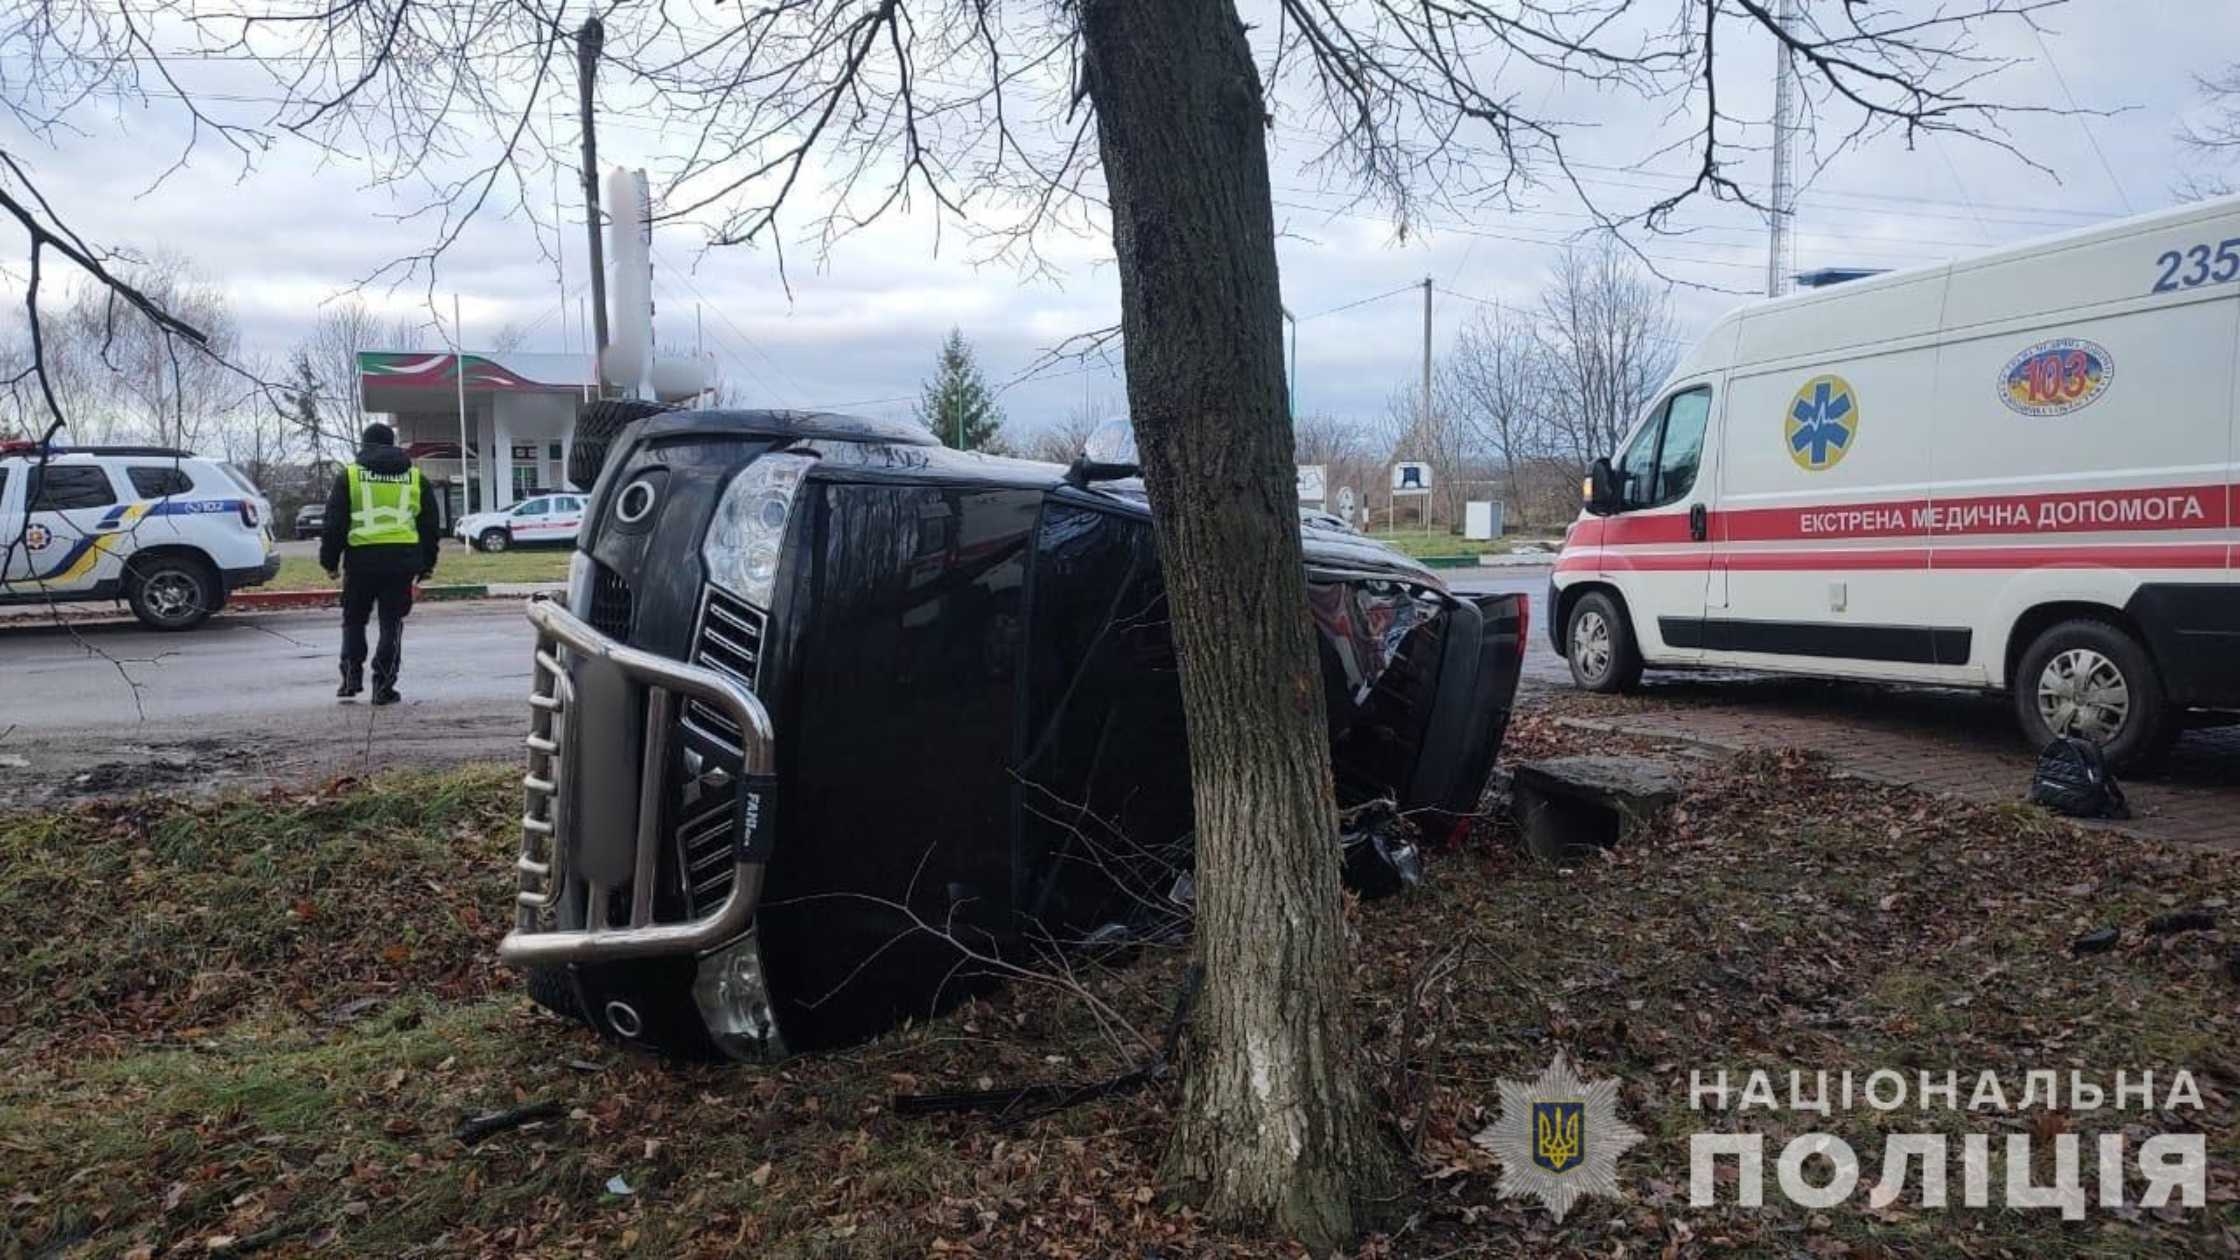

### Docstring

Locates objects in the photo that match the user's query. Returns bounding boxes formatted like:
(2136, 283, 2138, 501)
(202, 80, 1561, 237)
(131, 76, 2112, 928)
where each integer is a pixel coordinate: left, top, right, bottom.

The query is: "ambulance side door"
(1599, 380, 1720, 662)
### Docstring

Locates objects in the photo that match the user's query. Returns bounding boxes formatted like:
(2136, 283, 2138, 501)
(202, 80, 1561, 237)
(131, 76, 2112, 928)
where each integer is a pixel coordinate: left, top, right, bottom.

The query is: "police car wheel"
(477, 528, 510, 553)
(126, 556, 218, 632)
(2014, 619, 2173, 770)
(1566, 591, 1641, 694)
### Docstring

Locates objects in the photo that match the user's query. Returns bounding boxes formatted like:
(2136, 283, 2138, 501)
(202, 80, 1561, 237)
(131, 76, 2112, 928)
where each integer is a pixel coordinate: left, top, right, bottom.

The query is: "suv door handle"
(1689, 503, 1708, 542)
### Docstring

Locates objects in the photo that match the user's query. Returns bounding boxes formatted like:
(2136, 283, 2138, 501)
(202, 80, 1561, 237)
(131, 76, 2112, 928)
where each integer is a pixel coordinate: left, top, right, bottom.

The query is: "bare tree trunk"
(1078, 0, 1395, 1247)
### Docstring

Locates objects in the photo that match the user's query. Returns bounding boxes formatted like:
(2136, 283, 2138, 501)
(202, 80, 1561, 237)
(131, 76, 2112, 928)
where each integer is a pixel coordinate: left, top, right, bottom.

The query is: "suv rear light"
(238, 501, 261, 528)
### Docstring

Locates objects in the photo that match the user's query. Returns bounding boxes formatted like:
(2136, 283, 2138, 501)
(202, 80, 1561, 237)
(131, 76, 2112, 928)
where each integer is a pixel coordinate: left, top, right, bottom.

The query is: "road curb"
(1544, 713, 2198, 849)
(229, 581, 562, 610)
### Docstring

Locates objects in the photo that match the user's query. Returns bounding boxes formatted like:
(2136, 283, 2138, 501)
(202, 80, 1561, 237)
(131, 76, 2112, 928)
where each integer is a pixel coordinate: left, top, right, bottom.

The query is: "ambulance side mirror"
(1585, 458, 1623, 516)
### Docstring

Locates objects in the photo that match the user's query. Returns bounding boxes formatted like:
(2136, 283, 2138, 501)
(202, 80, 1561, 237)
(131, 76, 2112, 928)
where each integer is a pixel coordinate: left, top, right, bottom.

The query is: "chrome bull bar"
(500, 596, 775, 967)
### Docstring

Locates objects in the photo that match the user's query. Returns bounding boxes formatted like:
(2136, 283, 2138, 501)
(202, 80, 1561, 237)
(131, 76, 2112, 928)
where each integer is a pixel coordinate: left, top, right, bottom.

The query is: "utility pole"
(1765, 0, 1797, 298)
(1419, 276, 1433, 531)
(453, 293, 472, 513)
(577, 18, 610, 370)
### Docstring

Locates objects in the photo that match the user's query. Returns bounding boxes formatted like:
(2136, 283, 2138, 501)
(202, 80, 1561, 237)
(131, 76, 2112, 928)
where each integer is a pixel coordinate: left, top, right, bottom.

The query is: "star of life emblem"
(1474, 1051, 1643, 1222)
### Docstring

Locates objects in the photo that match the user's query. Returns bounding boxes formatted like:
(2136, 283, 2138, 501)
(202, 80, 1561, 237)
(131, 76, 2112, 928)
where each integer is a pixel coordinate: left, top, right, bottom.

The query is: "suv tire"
(1565, 590, 1643, 693)
(476, 528, 510, 553)
(568, 399, 671, 493)
(524, 965, 586, 1024)
(2013, 618, 2175, 769)
(126, 554, 219, 632)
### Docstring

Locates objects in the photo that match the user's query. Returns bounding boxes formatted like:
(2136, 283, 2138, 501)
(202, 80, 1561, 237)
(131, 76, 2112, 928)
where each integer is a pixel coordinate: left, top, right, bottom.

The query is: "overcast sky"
(4, 1, 2232, 446)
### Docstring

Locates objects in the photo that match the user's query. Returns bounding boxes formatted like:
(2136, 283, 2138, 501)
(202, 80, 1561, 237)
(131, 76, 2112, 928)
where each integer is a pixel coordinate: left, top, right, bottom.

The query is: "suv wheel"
(568, 399, 671, 492)
(2013, 619, 2174, 768)
(477, 528, 510, 553)
(127, 555, 218, 631)
(1565, 590, 1642, 693)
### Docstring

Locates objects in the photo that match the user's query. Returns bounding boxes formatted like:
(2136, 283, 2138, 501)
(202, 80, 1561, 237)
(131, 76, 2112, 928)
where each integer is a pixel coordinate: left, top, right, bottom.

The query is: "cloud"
(0, 1, 2217, 442)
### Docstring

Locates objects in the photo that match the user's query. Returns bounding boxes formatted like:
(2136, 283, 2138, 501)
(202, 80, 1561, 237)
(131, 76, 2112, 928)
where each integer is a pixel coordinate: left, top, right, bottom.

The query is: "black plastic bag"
(2028, 737, 2129, 819)
(1340, 800, 1424, 899)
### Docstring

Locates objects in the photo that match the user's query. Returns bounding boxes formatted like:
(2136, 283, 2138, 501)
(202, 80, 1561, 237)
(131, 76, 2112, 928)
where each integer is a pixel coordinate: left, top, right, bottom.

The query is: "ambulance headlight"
(702, 453, 814, 609)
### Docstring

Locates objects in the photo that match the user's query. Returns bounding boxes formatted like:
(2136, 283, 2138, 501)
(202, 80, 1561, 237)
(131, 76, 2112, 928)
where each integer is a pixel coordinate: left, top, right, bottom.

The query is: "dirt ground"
(2, 711, 2234, 1258)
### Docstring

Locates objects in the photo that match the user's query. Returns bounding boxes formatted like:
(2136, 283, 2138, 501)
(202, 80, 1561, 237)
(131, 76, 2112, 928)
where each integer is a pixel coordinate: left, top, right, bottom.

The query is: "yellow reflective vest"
(345, 463, 424, 548)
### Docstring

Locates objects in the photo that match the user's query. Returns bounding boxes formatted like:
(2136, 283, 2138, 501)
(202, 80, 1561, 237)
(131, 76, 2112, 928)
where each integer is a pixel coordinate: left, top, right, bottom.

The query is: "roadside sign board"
(1296, 464, 1327, 503)
(1392, 461, 1432, 496)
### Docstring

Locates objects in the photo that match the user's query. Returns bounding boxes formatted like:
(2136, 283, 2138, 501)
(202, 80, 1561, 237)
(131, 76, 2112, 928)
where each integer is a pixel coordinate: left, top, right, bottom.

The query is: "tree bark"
(1077, 0, 1397, 1248)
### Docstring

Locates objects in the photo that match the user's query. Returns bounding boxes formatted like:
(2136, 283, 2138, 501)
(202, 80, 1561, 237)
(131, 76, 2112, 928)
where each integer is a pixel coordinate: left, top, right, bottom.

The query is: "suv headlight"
(702, 453, 814, 608)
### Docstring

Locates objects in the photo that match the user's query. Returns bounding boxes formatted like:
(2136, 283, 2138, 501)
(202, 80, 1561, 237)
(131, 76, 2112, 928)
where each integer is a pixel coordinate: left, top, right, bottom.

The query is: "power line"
(1295, 283, 1420, 321)
(2026, 22, 2134, 215)
(648, 242, 812, 402)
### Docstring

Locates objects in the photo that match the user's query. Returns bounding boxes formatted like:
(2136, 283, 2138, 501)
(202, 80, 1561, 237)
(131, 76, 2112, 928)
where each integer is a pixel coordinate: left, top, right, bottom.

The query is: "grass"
(1366, 527, 1563, 559)
(0, 730, 2233, 1257)
(266, 542, 571, 591)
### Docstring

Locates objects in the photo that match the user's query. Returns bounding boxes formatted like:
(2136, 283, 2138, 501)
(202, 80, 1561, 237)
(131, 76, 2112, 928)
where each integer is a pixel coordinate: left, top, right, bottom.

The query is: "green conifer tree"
(915, 327, 1004, 451)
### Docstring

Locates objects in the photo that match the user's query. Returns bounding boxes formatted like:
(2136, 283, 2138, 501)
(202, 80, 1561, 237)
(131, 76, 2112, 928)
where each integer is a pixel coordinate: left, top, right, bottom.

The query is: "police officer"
(319, 422, 440, 705)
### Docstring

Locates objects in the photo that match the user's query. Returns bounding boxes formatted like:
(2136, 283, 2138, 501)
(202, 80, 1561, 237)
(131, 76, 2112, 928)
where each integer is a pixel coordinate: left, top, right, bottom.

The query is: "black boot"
(338, 663, 364, 699)
(371, 673, 401, 706)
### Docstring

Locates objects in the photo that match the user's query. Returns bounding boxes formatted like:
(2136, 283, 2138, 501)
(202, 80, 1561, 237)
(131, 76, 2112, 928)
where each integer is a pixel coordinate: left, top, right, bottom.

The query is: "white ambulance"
(1551, 195, 2240, 766)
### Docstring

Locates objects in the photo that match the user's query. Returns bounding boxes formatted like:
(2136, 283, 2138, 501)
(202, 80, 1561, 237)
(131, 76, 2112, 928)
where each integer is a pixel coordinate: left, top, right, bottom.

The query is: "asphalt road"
(0, 564, 1564, 808)
(0, 602, 537, 807)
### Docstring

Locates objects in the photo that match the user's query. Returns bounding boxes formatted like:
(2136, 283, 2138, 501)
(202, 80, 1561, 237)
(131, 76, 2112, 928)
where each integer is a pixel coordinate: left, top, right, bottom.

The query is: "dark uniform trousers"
(341, 569, 416, 687)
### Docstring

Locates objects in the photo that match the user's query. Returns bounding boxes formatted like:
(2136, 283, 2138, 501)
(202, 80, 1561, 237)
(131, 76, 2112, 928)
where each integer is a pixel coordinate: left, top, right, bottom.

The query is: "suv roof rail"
(0, 441, 198, 459)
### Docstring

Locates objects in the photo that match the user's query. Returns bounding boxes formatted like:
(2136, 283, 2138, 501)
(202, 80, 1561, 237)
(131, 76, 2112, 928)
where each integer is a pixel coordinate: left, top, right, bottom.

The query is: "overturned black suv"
(502, 406, 1526, 1060)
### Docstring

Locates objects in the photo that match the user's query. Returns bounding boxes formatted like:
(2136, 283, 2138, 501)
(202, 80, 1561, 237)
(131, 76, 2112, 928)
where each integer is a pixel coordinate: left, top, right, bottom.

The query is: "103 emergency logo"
(2000, 337, 2114, 417)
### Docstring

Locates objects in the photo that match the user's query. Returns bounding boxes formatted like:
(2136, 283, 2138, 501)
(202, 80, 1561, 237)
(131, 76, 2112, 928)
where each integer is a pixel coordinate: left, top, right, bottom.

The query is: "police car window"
(217, 463, 263, 497)
(127, 465, 195, 498)
(28, 465, 119, 511)
(1647, 388, 1712, 507)
(514, 498, 549, 517)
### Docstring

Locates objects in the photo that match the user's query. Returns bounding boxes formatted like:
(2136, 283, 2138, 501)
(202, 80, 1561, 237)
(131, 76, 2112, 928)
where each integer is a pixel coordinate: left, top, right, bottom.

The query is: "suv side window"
(29, 465, 120, 511)
(128, 465, 196, 499)
(514, 498, 549, 517)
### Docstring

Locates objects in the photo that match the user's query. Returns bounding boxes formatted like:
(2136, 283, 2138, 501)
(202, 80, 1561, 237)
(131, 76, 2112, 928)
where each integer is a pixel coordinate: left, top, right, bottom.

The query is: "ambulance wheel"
(476, 528, 510, 553)
(1566, 591, 1641, 693)
(2014, 619, 2174, 770)
(125, 554, 218, 632)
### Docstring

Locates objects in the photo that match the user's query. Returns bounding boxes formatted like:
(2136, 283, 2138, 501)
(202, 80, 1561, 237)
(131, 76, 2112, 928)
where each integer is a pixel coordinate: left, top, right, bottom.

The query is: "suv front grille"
(683, 589, 764, 743)
(674, 587, 766, 917)
(589, 564, 633, 640)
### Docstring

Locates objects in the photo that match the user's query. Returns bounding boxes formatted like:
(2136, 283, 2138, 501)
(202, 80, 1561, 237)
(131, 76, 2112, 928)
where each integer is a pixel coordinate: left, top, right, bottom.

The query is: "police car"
(0, 442, 280, 630)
